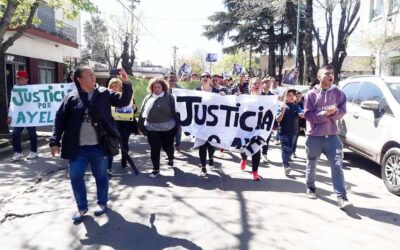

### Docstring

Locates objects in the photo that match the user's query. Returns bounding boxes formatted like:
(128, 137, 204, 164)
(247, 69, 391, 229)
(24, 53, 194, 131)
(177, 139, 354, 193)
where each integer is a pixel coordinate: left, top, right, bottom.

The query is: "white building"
(350, 0, 400, 76)
(4, 5, 81, 102)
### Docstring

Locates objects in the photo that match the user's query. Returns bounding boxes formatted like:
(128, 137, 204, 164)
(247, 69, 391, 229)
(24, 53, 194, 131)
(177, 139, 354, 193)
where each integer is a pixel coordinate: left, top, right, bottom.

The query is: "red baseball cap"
(16, 70, 28, 78)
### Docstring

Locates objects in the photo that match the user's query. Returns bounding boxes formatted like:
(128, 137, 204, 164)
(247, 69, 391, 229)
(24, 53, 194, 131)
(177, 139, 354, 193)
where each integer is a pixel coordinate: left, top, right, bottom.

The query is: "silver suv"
(339, 76, 400, 195)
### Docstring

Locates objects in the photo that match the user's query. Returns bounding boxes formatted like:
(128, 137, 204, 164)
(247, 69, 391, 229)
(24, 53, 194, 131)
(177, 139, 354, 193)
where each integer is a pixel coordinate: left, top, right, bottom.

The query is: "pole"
(209, 62, 212, 74)
(172, 45, 178, 73)
(295, 0, 301, 69)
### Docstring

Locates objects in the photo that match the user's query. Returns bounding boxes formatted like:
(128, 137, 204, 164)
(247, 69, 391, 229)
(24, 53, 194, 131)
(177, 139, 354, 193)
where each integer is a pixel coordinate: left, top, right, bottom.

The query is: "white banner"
(9, 83, 76, 127)
(173, 89, 278, 155)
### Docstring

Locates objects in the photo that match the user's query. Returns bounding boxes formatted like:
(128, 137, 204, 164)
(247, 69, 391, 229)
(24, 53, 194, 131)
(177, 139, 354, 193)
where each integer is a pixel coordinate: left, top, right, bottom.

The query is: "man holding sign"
(8, 71, 38, 161)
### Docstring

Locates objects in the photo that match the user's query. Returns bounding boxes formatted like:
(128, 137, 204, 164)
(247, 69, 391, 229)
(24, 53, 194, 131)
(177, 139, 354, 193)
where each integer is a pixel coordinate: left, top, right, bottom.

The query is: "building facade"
(4, 5, 81, 102)
(355, 0, 400, 76)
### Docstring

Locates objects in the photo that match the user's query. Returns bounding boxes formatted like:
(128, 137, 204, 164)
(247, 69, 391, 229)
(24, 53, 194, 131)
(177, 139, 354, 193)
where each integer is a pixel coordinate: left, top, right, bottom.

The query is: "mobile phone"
(110, 68, 120, 76)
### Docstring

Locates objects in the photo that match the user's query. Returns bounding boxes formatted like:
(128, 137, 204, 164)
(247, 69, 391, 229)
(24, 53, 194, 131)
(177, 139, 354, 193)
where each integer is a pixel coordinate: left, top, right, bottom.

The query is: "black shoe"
(337, 196, 353, 209)
(209, 158, 214, 167)
(149, 170, 160, 178)
(93, 205, 108, 216)
(200, 167, 207, 177)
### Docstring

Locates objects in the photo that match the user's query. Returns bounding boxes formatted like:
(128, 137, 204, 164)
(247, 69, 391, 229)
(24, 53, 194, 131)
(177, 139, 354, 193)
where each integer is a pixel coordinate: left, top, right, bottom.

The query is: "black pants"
(241, 151, 261, 172)
(199, 142, 215, 167)
(108, 121, 133, 170)
(146, 127, 177, 171)
(262, 133, 272, 155)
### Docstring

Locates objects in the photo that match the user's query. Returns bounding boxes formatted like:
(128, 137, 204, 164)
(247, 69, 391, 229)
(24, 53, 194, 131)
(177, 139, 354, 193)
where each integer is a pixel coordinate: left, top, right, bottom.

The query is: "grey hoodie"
(304, 85, 347, 136)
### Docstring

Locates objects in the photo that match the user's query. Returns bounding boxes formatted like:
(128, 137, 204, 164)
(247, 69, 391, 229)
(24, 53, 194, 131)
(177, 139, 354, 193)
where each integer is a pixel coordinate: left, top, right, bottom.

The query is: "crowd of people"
(7, 65, 353, 222)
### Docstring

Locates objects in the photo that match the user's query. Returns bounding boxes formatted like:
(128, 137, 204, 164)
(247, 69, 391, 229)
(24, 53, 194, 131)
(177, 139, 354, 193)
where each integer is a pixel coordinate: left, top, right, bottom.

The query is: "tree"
(0, 0, 97, 133)
(312, 0, 361, 81)
(81, 15, 108, 65)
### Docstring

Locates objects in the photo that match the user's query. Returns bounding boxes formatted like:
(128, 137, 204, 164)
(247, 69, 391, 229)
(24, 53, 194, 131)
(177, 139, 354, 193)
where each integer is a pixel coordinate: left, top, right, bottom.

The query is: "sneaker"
(168, 160, 174, 166)
(93, 205, 108, 216)
(337, 197, 353, 209)
(12, 152, 24, 162)
(292, 153, 297, 158)
(72, 209, 88, 221)
(148, 170, 160, 178)
(26, 151, 38, 159)
(252, 172, 262, 181)
(306, 188, 317, 199)
(220, 148, 224, 153)
(275, 141, 281, 145)
(284, 165, 291, 176)
(200, 167, 207, 177)
(208, 158, 214, 167)
(261, 154, 268, 163)
(240, 160, 247, 170)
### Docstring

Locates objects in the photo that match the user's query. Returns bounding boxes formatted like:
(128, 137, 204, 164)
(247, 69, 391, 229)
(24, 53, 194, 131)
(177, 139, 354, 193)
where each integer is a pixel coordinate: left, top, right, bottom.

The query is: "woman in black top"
(196, 72, 224, 177)
(239, 77, 263, 181)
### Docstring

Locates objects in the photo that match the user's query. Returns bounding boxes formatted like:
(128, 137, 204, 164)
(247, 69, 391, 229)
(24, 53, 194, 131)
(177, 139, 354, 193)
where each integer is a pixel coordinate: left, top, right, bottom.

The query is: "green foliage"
(0, 0, 98, 30)
(82, 15, 109, 64)
(180, 81, 201, 90)
(213, 51, 257, 74)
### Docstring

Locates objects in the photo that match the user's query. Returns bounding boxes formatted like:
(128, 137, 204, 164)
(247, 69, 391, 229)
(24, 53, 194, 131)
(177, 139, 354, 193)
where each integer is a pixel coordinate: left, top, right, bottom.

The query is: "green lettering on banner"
(16, 112, 26, 124)
(47, 111, 54, 123)
(27, 111, 38, 123)
(39, 112, 47, 123)
(12, 88, 28, 106)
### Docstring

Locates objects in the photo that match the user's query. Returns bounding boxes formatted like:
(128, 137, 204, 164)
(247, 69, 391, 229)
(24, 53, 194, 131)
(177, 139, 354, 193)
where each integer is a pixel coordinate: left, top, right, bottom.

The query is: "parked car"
(338, 76, 400, 195)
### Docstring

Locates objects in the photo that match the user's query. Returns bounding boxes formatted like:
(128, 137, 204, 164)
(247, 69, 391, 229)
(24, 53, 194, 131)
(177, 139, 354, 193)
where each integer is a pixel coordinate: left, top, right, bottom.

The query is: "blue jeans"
(69, 145, 109, 211)
(280, 134, 296, 167)
(12, 126, 37, 153)
(305, 135, 347, 198)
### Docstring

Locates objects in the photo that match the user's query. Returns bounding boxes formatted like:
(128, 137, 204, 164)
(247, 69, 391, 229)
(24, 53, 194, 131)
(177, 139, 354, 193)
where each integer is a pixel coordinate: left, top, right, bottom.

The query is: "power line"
(113, 0, 169, 49)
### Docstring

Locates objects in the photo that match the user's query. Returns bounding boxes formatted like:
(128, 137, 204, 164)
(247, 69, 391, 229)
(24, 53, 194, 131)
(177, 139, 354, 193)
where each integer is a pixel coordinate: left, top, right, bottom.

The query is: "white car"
(339, 76, 400, 195)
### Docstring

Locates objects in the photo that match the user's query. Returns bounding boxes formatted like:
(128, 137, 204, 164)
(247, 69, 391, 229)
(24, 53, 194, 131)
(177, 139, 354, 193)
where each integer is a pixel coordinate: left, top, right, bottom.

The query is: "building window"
(392, 59, 400, 76)
(391, 0, 400, 12)
(38, 59, 55, 83)
(371, 0, 384, 20)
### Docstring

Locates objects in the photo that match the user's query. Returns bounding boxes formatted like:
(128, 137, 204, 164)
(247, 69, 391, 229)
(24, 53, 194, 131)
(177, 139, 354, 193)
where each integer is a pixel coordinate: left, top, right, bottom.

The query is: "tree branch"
(0, 0, 19, 45)
(1, 1, 40, 53)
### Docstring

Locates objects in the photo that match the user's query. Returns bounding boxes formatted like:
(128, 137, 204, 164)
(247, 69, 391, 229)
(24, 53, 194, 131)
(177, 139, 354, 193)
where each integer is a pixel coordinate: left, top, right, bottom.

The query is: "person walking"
(276, 89, 304, 176)
(8, 70, 38, 161)
(239, 77, 264, 181)
(139, 78, 178, 178)
(260, 78, 275, 163)
(303, 65, 352, 209)
(195, 72, 222, 177)
(49, 67, 133, 221)
(107, 78, 138, 175)
(167, 72, 183, 152)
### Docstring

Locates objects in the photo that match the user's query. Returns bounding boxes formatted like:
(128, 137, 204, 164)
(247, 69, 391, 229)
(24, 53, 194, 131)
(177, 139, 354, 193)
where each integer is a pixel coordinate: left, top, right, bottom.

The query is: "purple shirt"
(304, 85, 347, 136)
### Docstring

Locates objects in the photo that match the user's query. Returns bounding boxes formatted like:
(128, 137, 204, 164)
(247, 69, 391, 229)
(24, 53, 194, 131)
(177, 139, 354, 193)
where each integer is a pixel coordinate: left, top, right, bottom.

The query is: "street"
(0, 135, 399, 250)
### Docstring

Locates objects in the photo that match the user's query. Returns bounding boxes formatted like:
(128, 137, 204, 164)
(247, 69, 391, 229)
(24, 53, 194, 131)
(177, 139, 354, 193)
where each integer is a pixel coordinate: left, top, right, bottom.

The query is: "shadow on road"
(80, 209, 202, 250)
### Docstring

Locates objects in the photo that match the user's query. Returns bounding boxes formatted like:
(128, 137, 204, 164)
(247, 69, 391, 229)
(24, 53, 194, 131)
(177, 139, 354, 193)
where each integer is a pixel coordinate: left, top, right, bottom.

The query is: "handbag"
(93, 119, 120, 157)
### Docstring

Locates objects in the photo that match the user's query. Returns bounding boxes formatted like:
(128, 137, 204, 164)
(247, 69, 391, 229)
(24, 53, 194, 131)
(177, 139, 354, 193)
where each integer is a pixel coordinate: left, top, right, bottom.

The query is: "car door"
(351, 82, 392, 158)
(339, 82, 362, 145)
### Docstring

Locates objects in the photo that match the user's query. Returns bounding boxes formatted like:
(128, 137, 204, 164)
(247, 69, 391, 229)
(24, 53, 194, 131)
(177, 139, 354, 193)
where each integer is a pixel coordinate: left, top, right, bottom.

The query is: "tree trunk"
(121, 37, 133, 75)
(268, 25, 276, 77)
(298, 40, 305, 85)
(0, 52, 9, 133)
(304, 0, 318, 82)
(278, 21, 284, 80)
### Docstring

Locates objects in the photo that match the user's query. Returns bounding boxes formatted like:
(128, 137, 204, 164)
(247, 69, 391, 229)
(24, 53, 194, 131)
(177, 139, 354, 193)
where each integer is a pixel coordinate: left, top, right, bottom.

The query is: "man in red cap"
(8, 70, 38, 161)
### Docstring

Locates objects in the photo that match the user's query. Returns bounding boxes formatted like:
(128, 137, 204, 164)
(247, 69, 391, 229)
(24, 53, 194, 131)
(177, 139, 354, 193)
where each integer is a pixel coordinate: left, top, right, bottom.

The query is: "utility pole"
(172, 45, 178, 73)
(128, 0, 140, 70)
(295, 0, 301, 69)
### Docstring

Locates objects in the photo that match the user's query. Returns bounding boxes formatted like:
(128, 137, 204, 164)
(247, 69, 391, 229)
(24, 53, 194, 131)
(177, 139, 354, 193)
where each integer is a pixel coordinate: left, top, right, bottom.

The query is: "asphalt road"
(0, 134, 399, 250)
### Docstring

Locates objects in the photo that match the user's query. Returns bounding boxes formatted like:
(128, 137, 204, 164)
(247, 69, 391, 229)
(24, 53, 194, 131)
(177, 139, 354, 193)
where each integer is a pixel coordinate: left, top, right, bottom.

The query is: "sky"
(81, 0, 228, 68)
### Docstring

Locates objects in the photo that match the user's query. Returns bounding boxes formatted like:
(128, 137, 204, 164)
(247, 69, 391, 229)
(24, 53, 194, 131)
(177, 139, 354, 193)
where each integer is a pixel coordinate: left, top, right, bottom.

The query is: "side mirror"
(360, 100, 380, 110)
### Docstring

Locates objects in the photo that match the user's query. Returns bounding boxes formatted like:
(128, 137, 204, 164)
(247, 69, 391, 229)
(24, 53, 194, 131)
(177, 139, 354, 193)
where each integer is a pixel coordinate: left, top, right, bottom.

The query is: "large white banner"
(9, 83, 76, 127)
(173, 89, 278, 155)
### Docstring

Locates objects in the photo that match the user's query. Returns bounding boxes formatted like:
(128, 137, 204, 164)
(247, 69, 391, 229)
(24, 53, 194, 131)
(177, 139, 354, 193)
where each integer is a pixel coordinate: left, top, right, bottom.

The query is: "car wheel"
(381, 148, 400, 195)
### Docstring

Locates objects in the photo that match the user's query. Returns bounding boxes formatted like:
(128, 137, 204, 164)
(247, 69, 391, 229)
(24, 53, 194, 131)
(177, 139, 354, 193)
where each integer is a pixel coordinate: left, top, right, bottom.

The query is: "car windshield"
(388, 83, 400, 104)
